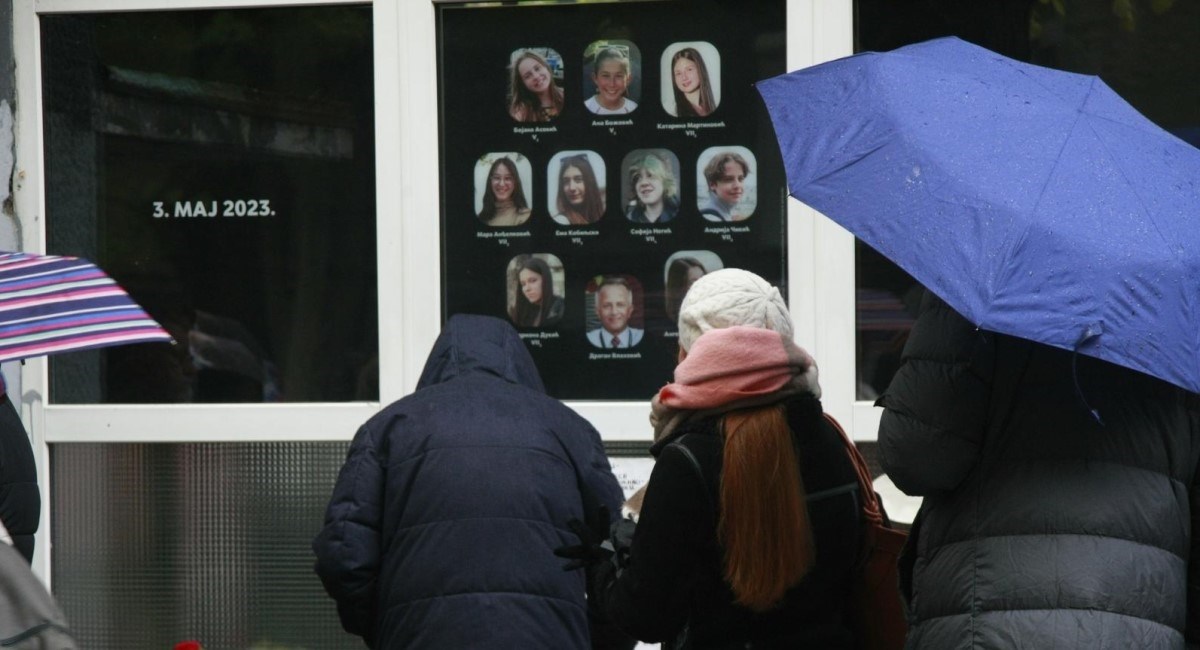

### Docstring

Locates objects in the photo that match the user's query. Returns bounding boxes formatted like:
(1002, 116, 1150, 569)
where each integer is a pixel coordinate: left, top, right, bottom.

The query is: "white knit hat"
(676, 268, 793, 351)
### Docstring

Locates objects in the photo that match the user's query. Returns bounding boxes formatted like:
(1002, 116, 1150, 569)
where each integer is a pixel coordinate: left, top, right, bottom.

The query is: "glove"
(554, 505, 612, 571)
(609, 518, 637, 569)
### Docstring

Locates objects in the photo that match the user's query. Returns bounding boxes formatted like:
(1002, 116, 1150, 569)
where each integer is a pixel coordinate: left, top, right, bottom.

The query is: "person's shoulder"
(660, 203, 679, 222)
(584, 96, 601, 112)
(624, 98, 639, 112)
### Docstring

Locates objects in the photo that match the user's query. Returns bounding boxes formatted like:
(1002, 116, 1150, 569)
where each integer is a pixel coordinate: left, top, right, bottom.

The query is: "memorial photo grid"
(437, 0, 787, 400)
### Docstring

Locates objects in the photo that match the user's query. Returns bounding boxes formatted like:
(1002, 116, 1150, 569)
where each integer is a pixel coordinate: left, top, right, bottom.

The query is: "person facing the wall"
(313, 314, 627, 649)
(564, 269, 863, 648)
(877, 290, 1200, 648)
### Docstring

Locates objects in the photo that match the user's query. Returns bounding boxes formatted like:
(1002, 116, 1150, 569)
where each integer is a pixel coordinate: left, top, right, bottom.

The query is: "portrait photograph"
(584, 274, 645, 349)
(582, 40, 642, 116)
(660, 41, 721, 118)
(663, 251, 724, 323)
(547, 150, 607, 226)
(507, 47, 565, 123)
(474, 153, 534, 227)
(620, 149, 682, 224)
(506, 254, 566, 328)
(696, 146, 757, 222)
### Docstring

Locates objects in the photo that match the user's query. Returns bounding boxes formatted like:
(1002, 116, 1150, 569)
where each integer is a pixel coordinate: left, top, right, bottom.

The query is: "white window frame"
(13, 0, 870, 582)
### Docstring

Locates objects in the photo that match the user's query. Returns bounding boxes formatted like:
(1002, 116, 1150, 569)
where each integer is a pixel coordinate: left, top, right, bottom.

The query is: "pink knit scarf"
(625, 326, 821, 515)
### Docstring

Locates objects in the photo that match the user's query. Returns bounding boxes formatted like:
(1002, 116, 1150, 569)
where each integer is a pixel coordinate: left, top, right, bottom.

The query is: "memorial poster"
(438, 0, 788, 400)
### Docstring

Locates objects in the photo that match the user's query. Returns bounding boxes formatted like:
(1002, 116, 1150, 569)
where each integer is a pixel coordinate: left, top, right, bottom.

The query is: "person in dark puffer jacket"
(0, 376, 39, 564)
(878, 290, 1200, 649)
(582, 270, 862, 649)
(313, 314, 627, 649)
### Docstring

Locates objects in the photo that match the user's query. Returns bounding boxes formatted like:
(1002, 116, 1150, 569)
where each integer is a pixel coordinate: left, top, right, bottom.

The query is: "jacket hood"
(416, 314, 545, 393)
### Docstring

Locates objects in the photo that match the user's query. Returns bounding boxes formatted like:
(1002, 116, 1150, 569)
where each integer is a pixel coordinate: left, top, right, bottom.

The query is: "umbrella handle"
(1072, 324, 1105, 426)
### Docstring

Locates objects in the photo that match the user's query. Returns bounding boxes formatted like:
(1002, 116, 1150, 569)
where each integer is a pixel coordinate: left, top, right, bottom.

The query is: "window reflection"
(41, 6, 377, 404)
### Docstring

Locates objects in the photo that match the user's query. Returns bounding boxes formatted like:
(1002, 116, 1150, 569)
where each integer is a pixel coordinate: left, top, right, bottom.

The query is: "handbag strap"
(823, 413, 884, 527)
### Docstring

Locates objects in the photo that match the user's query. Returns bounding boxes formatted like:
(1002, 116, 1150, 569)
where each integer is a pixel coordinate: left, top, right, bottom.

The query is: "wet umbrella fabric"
(0, 252, 172, 362)
(757, 36, 1200, 393)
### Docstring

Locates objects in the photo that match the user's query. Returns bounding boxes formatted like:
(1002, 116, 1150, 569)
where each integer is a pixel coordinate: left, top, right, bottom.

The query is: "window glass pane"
(52, 442, 358, 649)
(41, 6, 377, 404)
(437, 0, 788, 400)
(853, 0, 1200, 399)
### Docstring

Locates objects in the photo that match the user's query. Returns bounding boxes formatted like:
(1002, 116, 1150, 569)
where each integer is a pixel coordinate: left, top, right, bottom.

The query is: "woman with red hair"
(560, 269, 863, 649)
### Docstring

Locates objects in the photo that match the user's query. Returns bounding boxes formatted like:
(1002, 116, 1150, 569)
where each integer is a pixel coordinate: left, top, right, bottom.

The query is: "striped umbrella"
(0, 252, 173, 362)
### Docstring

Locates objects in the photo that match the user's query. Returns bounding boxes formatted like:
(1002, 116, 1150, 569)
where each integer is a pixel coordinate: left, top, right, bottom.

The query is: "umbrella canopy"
(0, 252, 172, 362)
(757, 36, 1200, 393)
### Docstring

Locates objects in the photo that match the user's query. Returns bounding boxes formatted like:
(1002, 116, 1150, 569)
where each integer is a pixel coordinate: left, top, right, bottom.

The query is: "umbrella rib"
(987, 99, 1089, 324)
(1080, 109, 1198, 384)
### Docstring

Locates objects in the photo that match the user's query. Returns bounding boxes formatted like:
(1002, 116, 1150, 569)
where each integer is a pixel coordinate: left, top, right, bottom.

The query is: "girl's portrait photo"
(621, 149, 681, 224)
(548, 151, 607, 226)
(582, 41, 641, 115)
(474, 153, 533, 227)
(663, 251, 724, 323)
(508, 48, 565, 123)
(661, 42, 721, 118)
(507, 254, 566, 328)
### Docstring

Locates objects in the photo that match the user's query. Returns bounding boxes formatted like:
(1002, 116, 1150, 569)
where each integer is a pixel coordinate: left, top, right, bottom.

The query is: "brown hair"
(671, 47, 716, 117)
(718, 404, 815, 611)
(508, 50, 565, 123)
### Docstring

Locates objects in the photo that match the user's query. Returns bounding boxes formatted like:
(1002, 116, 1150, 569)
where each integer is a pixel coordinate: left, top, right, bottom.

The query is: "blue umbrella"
(757, 37, 1200, 393)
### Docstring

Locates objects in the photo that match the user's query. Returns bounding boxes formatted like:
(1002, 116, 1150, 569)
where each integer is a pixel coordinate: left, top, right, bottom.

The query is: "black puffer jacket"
(596, 395, 862, 649)
(313, 315, 625, 649)
(879, 292, 1200, 649)
(0, 394, 38, 563)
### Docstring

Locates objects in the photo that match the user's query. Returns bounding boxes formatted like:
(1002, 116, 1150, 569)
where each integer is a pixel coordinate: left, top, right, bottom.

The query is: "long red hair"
(718, 404, 815, 611)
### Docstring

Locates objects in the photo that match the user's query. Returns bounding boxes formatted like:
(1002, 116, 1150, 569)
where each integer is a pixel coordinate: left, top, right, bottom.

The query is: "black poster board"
(437, 0, 787, 400)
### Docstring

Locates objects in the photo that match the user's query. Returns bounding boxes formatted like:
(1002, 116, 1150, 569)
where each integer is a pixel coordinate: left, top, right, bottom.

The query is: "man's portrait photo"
(585, 275, 644, 349)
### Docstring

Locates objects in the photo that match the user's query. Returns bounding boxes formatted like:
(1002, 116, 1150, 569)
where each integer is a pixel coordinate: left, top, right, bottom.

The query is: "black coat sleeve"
(876, 291, 993, 496)
(1187, 411, 1200, 648)
(1189, 476, 1200, 646)
(594, 443, 712, 643)
(312, 420, 386, 644)
(566, 418, 636, 650)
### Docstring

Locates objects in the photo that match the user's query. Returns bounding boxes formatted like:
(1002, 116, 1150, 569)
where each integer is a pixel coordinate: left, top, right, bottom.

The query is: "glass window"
(853, 0, 1200, 399)
(437, 0, 789, 400)
(40, 6, 377, 404)
(52, 442, 358, 650)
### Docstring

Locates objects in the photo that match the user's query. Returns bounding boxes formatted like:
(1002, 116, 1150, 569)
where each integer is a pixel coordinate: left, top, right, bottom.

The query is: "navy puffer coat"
(313, 315, 624, 649)
(879, 292, 1200, 649)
